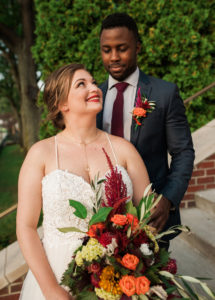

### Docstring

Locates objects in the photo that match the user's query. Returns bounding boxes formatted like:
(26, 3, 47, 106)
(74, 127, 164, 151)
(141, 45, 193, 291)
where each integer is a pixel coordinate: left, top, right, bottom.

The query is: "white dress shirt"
(103, 67, 139, 141)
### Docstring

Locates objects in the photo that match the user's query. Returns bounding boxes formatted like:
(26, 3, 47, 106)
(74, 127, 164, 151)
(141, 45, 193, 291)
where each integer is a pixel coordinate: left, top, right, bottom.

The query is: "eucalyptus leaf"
(181, 278, 199, 300)
(58, 227, 86, 233)
(89, 207, 113, 226)
(180, 276, 200, 284)
(146, 193, 156, 210)
(200, 282, 215, 299)
(69, 200, 87, 219)
(127, 226, 131, 238)
(151, 194, 162, 210)
(137, 197, 146, 220)
(140, 201, 145, 221)
(159, 271, 174, 279)
(143, 183, 152, 197)
(155, 230, 177, 239)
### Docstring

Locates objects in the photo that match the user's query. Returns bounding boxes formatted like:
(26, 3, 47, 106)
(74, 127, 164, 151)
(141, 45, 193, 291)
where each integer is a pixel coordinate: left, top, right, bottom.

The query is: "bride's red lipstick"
(87, 94, 100, 102)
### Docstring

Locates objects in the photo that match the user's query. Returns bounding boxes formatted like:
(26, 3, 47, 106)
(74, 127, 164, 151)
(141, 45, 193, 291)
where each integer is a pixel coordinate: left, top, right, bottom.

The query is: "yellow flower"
(75, 250, 83, 266)
(76, 238, 105, 263)
(95, 288, 121, 300)
(99, 266, 122, 296)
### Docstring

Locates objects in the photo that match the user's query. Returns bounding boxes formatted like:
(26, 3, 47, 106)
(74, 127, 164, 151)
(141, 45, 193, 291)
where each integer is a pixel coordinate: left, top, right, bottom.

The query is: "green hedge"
(33, 0, 215, 138)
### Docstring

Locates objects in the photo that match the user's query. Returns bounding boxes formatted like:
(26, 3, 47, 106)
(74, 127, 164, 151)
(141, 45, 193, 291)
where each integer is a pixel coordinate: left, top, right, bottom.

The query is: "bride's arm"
(16, 142, 72, 300)
(124, 142, 151, 206)
(112, 137, 151, 206)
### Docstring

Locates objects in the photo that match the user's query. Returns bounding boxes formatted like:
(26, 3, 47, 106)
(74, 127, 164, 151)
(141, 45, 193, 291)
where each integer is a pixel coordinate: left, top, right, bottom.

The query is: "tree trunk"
(17, 0, 40, 151)
(17, 48, 40, 151)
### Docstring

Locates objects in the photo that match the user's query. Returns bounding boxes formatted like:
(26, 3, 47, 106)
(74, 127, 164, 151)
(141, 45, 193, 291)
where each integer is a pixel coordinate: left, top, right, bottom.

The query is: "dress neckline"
(42, 164, 127, 187)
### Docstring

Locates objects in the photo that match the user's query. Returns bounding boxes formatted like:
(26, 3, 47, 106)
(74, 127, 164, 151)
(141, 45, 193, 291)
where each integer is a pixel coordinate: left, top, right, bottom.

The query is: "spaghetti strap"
(105, 132, 118, 165)
(54, 136, 59, 169)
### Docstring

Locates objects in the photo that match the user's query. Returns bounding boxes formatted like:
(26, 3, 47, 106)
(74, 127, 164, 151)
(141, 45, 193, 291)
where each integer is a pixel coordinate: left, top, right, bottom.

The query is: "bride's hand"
(45, 285, 74, 300)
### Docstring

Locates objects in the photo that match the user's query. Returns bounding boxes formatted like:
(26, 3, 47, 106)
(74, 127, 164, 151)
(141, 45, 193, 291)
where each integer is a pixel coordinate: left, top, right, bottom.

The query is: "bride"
(16, 63, 150, 299)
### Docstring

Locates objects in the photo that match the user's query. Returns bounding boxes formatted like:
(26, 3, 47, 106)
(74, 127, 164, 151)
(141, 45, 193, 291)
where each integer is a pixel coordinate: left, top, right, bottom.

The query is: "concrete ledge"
(0, 227, 43, 290)
(195, 189, 215, 215)
(192, 119, 215, 165)
(170, 236, 215, 290)
(0, 248, 8, 290)
(180, 208, 215, 263)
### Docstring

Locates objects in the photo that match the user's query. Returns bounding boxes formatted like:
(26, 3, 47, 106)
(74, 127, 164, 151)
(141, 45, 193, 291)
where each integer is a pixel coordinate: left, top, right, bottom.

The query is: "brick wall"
(182, 153, 215, 208)
(0, 275, 25, 299)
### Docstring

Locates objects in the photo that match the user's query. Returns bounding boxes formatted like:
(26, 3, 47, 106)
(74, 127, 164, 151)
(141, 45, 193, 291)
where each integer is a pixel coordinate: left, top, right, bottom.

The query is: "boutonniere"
(132, 87, 156, 129)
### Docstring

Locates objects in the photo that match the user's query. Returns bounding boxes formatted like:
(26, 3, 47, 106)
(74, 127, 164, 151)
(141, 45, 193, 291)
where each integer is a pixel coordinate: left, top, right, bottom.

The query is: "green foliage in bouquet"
(58, 151, 215, 300)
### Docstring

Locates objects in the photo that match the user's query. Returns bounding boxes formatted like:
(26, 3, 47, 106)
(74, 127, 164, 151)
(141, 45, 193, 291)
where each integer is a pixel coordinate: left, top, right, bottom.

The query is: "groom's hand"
(149, 196, 171, 233)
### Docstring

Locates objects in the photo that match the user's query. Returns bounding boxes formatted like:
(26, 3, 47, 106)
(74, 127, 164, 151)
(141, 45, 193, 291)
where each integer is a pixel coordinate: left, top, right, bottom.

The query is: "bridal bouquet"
(59, 149, 215, 300)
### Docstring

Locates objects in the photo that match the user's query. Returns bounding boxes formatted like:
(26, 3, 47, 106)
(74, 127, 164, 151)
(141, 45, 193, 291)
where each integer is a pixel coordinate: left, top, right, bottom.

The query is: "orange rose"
(135, 276, 150, 295)
(87, 222, 105, 237)
(119, 275, 136, 297)
(126, 213, 139, 230)
(121, 253, 139, 270)
(111, 214, 128, 226)
(133, 107, 147, 117)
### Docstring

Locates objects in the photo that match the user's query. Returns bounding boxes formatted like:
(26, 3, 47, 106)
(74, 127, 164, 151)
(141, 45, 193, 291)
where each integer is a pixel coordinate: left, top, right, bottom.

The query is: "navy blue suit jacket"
(97, 70, 195, 234)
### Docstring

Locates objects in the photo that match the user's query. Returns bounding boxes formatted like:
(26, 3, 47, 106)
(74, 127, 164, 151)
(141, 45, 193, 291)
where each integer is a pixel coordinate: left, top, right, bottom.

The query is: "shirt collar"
(108, 67, 139, 90)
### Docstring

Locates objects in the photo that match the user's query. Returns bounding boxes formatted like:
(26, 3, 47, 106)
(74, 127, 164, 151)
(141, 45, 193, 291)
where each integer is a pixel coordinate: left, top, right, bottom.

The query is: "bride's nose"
(89, 82, 98, 92)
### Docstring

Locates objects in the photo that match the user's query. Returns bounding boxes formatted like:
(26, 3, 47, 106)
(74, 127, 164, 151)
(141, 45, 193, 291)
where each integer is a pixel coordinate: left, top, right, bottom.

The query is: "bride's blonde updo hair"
(44, 63, 85, 129)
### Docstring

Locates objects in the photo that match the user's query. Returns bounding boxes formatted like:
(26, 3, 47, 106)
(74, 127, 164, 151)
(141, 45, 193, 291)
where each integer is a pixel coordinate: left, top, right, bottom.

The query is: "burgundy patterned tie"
(111, 82, 129, 137)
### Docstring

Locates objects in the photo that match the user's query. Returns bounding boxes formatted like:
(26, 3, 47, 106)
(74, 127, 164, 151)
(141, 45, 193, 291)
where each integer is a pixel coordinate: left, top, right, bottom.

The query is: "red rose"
(88, 262, 101, 273)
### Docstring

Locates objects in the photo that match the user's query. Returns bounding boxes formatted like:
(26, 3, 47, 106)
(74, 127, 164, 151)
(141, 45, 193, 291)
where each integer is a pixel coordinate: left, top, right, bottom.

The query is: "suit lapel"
(97, 80, 108, 129)
(130, 71, 152, 146)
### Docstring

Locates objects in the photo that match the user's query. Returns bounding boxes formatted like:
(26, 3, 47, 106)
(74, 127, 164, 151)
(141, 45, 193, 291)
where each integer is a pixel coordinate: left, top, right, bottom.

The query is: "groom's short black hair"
(100, 13, 141, 44)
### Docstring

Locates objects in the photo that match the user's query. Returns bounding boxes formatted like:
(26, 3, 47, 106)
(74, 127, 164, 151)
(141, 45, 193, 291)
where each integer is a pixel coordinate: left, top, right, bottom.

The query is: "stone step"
(180, 207, 215, 263)
(195, 189, 215, 216)
(170, 236, 215, 291)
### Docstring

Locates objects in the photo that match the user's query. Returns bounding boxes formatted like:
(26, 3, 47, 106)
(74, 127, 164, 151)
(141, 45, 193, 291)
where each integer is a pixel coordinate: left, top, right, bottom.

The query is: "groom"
(97, 13, 194, 245)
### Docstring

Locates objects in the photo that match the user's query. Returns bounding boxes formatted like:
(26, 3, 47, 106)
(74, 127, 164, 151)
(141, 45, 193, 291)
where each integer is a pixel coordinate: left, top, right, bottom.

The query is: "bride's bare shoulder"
(26, 136, 55, 161)
(106, 133, 136, 154)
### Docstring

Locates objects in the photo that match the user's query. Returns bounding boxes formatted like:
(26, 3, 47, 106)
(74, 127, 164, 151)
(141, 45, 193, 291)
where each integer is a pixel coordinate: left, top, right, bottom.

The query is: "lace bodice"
(42, 166, 133, 248)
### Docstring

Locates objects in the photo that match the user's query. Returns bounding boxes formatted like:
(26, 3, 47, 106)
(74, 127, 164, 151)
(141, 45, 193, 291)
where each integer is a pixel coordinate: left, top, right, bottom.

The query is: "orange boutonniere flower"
(132, 87, 155, 129)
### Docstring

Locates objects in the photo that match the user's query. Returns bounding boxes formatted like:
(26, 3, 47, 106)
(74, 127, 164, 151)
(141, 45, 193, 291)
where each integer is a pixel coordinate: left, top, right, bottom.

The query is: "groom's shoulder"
(140, 70, 177, 93)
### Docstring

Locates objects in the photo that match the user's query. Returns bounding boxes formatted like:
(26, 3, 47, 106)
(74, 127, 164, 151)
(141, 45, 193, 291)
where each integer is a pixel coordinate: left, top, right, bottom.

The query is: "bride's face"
(61, 69, 103, 115)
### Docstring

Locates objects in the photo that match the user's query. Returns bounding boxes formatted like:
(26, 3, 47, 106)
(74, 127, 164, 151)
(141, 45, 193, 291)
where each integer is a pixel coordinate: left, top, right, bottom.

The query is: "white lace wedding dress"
(20, 135, 133, 299)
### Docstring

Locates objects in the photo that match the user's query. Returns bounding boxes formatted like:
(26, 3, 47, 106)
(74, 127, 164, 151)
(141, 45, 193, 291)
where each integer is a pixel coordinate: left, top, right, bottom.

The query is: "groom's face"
(100, 27, 141, 81)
